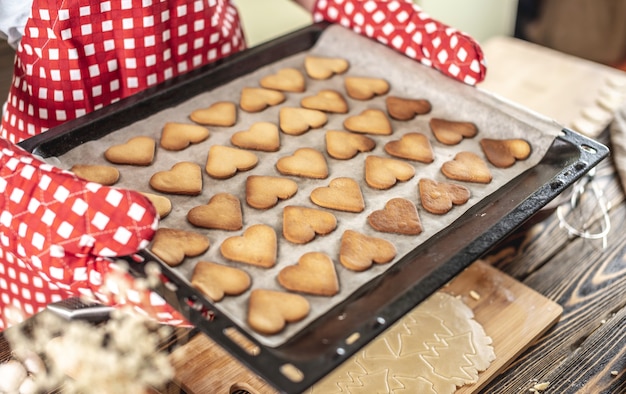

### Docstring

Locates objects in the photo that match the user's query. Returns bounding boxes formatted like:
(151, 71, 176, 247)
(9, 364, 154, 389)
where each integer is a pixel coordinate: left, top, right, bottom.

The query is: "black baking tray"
(19, 23, 609, 394)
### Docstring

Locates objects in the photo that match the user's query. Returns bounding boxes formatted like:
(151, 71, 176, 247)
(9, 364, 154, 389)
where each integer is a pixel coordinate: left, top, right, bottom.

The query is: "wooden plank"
(170, 261, 562, 394)
(442, 262, 562, 393)
(540, 304, 626, 393)
(480, 195, 626, 393)
(483, 147, 622, 279)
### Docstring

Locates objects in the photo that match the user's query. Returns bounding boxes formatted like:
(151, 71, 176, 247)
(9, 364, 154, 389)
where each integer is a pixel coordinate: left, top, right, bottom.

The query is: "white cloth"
(0, 0, 33, 48)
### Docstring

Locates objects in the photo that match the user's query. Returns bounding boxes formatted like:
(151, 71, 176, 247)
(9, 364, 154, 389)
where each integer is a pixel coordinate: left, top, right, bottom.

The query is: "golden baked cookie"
(240, 87, 285, 112)
(325, 130, 376, 160)
(160, 122, 210, 151)
(480, 138, 532, 168)
(150, 228, 210, 267)
(205, 145, 259, 179)
(149, 161, 203, 195)
(418, 178, 471, 215)
(70, 164, 120, 185)
(368, 198, 423, 235)
(441, 151, 492, 184)
(276, 148, 329, 179)
(310, 177, 365, 213)
(278, 252, 340, 296)
(260, 68, 306, 92)
(384, 132, 434, 163)
(343, 109, 392, 135)
(339, 230, 397, 272)
(429, 118, 478, 145)
(365, 155, 416, 190)
(386, 96, 432, 120)
(104, 136, 155, 166)
(187, 193, 243, 231)
(191, 261, 251, 302)
(304, 55, 349, 80)
(189, 101, 237, 127)
(247, 289, 310, 335)
(279, 107, 328, 136)
(301, 89, 349, 113)
(231, 121, 281, 152)
(245, 175, 298, 209)
(283, 205, 337, 244)
(220, 224, 278, 268)
(344, 77, 390, 100)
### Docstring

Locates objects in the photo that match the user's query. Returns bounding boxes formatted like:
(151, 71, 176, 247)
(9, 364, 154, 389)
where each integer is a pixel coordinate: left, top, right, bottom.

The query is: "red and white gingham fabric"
(0, 0, 245, 143)
(313, 0, 487, 85)
(0, 138, 190, 329)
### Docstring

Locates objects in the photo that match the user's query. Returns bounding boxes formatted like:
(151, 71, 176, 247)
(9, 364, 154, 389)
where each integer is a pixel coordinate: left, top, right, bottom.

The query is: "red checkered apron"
(0, 0, 245, 329)
(0, 0, 245, 143)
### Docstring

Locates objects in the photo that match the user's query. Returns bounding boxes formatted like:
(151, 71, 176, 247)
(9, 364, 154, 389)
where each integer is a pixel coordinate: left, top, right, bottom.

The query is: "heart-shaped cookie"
(385, 96, 432, 120)
(149, 162, 203, 195)
(310, 177, 365, 213)
(231, 121, 280, 152)
(339, 230, 397, 271)
(300, 89, 349, 113)
(205, 145, 259, 179)
(70, 164, 120, 185)
(150, 228, 210, 267)
(189, 101, 237, 127)
(283, 206, 337, 244)
(139, 192, 172, 219)
(368, 198, 423, 235)
(441, 151, 492, 184)
(480, 138, 531, 168)
(384, 132, 434, 163)
(220, 224, 277, 268)
(325, 130, 376, 160)
(279, 107, 328, 135)
(246, 175, 298, 209)
(240, 87, 285, 113)
(343, 109, 392, 135)
(344, 77, 390, 100)
(187, 193, 243, 231)
(191, 261, 251, 302)
(365, 155, 416, 190)
(304, 55, 349, 80)
(104, 136, 155, 166)
(160, 122, 210, 151)
(429, 118, 478, 145)
(276, 148, 329, 179)
(418, 178, 471, 214)
(247, 289, 310, 335)
(278, 252, 339, 296)
(260, 68, 306, 92)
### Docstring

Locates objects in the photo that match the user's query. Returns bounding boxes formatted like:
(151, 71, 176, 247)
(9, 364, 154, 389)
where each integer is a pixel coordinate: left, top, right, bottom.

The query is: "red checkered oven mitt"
(0, 139, 187, 330)
(313, 0, 487, 85)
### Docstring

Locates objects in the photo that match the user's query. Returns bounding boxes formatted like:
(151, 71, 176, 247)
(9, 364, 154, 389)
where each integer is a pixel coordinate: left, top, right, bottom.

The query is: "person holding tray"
(0, 0, 486, 330)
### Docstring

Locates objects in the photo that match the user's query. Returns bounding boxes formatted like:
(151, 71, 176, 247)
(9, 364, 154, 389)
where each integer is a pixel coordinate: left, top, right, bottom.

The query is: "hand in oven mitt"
(0, 138, 187, 330)
(313, 0, 487, 85)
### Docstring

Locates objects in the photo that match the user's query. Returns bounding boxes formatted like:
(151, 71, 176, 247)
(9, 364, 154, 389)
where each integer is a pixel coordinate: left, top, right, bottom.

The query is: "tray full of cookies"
(19, 23, 609, 393)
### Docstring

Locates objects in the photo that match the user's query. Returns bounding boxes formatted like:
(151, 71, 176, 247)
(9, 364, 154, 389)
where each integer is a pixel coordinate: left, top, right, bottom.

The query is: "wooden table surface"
(477, 130, 626, 393)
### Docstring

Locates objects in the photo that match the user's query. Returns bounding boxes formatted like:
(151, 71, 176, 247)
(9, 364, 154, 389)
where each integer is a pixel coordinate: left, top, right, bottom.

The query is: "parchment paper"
(55, 25, 562, 347)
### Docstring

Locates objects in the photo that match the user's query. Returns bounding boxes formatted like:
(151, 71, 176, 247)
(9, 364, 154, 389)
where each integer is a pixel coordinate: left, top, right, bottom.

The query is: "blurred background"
(2, 0, 626, 103)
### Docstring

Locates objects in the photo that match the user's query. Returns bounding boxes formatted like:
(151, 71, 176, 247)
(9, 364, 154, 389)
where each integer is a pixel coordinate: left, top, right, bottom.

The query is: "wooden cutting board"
(170, 261, 562, 393)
